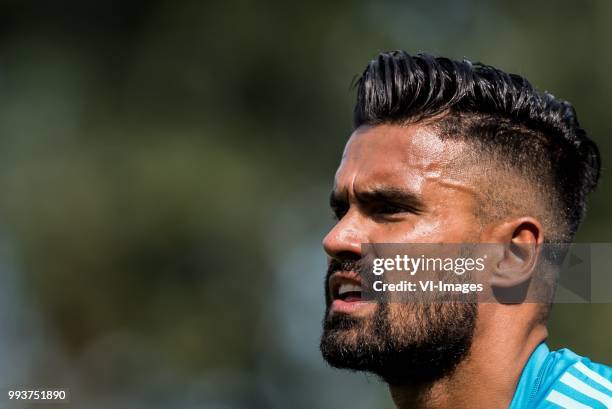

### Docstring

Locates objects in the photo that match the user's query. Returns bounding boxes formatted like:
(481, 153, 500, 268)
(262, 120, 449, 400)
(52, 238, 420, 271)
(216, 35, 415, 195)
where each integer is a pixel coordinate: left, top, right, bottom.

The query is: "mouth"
(328, 271, 369, 314)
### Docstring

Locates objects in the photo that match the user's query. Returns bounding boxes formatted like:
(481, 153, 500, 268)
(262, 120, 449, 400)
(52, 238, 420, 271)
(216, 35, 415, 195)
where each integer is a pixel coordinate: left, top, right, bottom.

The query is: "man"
(320, 51, 611, 408)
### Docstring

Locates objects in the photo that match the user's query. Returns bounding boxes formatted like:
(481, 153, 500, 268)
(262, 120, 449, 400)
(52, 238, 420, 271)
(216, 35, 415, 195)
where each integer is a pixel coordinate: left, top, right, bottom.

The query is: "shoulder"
(511, 344, 612, 409)
(532, 347, 611, 408)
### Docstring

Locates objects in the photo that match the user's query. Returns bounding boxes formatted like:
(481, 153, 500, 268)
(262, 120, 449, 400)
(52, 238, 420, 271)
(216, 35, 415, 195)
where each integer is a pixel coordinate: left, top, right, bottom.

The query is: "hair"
(353, 51, 601, 243)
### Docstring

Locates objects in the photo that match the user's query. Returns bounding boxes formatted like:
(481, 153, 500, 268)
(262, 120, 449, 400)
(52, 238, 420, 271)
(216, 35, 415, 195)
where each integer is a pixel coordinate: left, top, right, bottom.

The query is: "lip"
(328, 271, 369, 314)
(330, 298, 369, 314)
(329, 270, 362, 298)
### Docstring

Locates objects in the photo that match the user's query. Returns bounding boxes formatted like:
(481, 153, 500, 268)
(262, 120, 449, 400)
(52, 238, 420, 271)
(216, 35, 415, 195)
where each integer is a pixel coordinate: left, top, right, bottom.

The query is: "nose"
(322, 211, 365, 260)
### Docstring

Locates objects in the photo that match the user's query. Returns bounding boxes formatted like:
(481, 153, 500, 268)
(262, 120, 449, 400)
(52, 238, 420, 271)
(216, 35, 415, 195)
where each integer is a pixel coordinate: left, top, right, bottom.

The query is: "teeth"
(338, 283, 362, 296)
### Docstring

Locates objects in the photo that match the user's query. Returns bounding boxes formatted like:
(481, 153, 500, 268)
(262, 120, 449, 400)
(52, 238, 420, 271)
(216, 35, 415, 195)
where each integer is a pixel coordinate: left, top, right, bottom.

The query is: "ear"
(487, 217, 544, 289)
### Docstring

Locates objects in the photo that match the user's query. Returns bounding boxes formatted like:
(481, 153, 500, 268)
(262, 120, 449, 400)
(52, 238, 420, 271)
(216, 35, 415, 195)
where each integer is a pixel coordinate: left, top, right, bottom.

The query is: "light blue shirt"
(509, 343, 612, 408)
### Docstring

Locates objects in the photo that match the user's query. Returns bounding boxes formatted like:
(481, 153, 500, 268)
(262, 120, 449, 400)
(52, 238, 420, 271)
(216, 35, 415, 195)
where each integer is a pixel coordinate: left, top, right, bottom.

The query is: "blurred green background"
(0, 1, 610, 408)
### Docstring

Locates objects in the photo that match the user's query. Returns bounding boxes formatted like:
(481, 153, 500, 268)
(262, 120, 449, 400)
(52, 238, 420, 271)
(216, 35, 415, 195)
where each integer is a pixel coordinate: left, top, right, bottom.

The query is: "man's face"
(320, 123, 482, 384)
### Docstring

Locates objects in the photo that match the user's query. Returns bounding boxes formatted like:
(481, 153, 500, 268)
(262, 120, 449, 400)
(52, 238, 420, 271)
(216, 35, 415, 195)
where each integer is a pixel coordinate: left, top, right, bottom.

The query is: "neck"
(389, 305, 548, 409)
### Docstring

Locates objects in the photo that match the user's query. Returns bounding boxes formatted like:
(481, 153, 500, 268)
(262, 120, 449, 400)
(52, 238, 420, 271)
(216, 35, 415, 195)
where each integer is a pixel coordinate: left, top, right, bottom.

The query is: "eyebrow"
(329, 190, 347, 209)
(329, 186, 426, 214)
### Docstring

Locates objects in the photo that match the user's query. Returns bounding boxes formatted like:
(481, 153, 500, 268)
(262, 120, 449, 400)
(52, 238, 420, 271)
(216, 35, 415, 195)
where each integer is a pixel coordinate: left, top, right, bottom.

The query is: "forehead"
(334, 124, 470, 193)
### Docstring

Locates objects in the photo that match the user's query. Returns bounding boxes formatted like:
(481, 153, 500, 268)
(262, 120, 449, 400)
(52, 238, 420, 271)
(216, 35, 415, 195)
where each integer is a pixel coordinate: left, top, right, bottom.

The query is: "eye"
(373, 203, 406, 215)
(368, 202, 420, 221)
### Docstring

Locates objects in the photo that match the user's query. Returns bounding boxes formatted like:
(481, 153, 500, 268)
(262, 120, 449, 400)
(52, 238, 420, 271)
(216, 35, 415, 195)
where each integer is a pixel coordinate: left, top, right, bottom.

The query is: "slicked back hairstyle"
(353, 51, 601, 242)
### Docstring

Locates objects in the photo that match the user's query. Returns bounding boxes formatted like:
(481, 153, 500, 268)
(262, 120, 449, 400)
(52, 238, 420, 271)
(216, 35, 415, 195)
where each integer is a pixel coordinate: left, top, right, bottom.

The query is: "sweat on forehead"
(334, 124, 476, 195)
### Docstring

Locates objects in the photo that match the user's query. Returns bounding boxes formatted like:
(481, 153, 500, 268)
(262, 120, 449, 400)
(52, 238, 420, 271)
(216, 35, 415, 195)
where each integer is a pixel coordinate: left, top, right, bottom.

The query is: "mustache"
(326, 257, 369, 279)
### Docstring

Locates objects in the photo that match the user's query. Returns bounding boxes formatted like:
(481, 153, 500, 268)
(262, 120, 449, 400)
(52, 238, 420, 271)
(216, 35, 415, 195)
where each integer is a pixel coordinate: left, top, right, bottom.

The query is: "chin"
(320, 301, 478, 385)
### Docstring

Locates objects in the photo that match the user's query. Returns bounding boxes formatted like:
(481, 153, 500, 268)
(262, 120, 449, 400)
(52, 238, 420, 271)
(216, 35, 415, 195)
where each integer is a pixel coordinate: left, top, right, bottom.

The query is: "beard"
(320, 258, 478, 386)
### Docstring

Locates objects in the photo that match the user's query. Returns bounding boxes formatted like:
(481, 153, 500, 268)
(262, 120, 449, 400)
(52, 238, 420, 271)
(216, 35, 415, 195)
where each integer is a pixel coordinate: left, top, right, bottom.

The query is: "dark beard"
(320, 259, 477, 386)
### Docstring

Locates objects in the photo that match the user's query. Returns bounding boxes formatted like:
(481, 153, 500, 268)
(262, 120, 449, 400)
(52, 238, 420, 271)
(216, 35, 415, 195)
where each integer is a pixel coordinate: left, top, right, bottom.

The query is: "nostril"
(335, 250, 361, 261)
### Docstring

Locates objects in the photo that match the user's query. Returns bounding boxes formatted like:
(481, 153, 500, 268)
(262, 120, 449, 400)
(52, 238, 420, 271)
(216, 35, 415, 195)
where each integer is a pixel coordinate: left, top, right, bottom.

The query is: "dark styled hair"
(353, 51, 601, 242)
